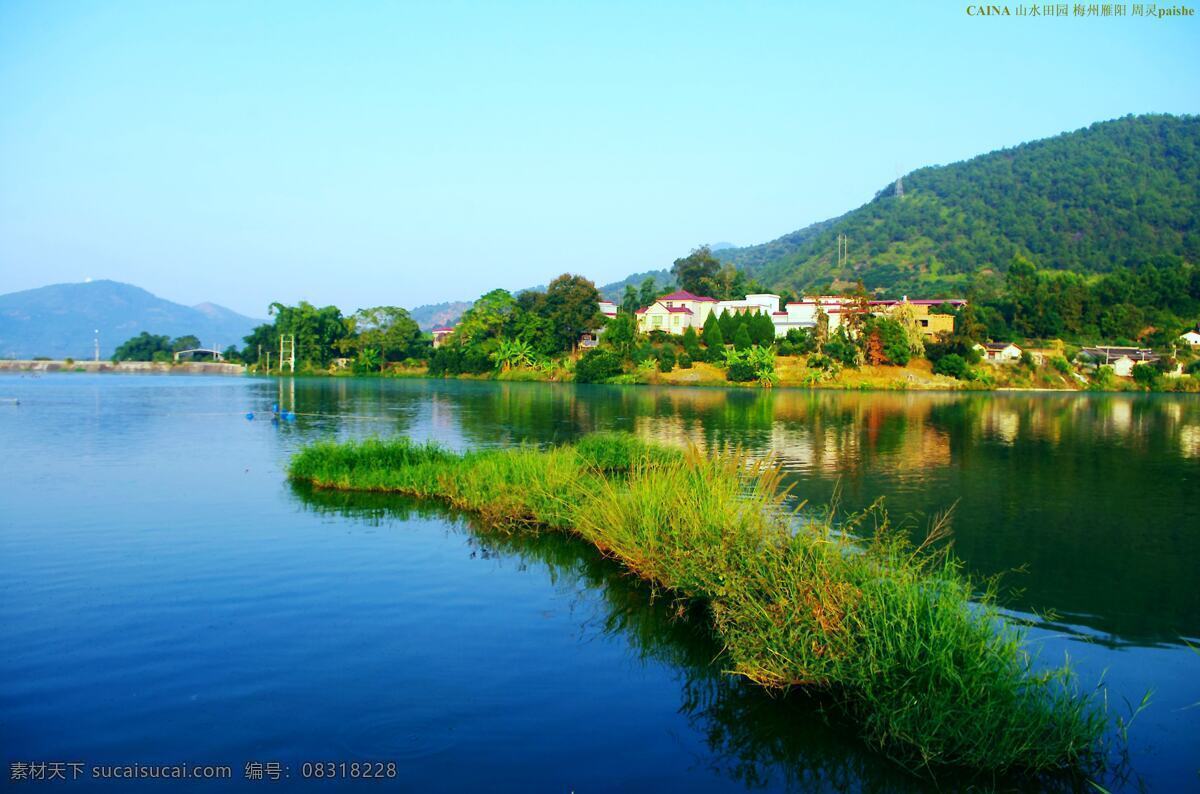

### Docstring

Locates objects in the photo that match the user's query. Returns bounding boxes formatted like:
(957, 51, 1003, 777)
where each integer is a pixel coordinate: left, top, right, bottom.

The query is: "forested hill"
(719, 114, 1199, 296)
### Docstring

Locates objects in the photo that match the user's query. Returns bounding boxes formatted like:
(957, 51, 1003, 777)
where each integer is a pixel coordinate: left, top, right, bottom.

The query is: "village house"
(1179, 329, 1200, 348)
(869, 298, 965, 338)
(431, 326, 455, 348)
(635, 289, 718, 335)
(1079, 346, 1160, 378)
(632, 291, 967, 339)
(973, 341, 1023, 363)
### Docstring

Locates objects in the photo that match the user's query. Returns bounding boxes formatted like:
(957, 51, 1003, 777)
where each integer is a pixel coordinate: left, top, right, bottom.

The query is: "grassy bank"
(288, 433, 1108, 776)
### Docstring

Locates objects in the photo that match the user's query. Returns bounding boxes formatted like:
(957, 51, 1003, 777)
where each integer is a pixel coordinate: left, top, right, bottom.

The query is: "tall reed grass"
(288, 433, 1107, 776)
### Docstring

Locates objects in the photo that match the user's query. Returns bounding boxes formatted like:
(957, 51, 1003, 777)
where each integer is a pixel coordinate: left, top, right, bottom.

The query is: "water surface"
(1, 375, 1197, 791)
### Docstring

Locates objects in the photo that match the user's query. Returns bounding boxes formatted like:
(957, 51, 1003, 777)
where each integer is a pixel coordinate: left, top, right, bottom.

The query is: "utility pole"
(836, 234, 849, 268)
(94, 329, 99, 362)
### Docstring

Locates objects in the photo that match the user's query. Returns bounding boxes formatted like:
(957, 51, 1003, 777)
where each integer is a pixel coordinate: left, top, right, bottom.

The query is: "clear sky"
(1, 1, 1196, 317)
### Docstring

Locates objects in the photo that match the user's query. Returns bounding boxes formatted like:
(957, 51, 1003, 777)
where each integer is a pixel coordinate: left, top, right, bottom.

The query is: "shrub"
(933, 353, 970, 380)
(727, 359, 757, 382)
(1051, 356, 1070, 374)
(1020, 350, 1036, 368)
(657, 347, 676, 373)
(678, 352, 693, 369)
(574, 349, 624, 383)
(1131, 363, 1158, 387)
(777, 340, 795, 357)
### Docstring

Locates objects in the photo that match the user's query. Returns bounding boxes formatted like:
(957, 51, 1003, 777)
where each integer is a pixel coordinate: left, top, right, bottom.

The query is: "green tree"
(702, 312, 725, 362)
(268, 301, 350, 368)
(112, 332, 172, 362)
(603, 313, 637, 357)
(455, 289, 517, 346)
(681, 326, 702, 360)
(171, 335, 201, 352)
(352, 306, 422, 370)
(545, 274, 603, 352)
(638, 277, 659, 309)
(671, 245, 720, 296)
(733, 324, 753, 351)
(621, 284, 640, 315)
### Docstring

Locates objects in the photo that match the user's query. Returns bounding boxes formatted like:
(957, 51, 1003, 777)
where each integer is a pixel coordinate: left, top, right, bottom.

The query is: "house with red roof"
(635, 289, 717, 335)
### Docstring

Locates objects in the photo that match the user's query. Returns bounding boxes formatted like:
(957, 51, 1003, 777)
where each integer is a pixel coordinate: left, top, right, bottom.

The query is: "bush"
(1020, 350, 1036, 368)
(574, 349, 624, 383)
(777, 340, 795, 357)
(1051, 356, 1070, 374)
(657, 347, 676, 373)
(1131, 363, 1157, 387)
(727, 359, 757, 382)
(807, 353, 833, 370)
(933, 353, 970, 380)
(678, 352, 693, 369)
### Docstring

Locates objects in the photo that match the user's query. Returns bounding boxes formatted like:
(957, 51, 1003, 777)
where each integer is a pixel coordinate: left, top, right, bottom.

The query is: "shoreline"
(0, 360, 246, 375)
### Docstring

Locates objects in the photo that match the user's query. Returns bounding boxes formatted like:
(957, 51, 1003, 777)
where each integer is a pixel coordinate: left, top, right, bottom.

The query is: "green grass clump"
(288, 432, 1107, 777)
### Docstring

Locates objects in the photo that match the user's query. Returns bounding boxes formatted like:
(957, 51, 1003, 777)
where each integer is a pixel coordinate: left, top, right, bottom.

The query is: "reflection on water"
(4, 374, 1195, 792)
(272, 379, 1200, 646)
(294, 485, 1113, 793)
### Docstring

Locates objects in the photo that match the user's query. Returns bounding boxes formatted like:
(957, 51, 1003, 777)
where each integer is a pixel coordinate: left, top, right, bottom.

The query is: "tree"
(352, 306, 422, 370)
(171, 335, 201, 352)
(545, 274, 603, 352)
(112, 332, 172, 362)
(621, 285, 640, 315)
(638, 277, 659, 309)
(702, 312, 725, 361)
(750, 312, 776, 347)
(455, 289, 517, 346)
(671, 246, 720, 296)
(733, 324, 753, 351)
(814, 306, 830, 351)
(681, 326, 702, 360)
(268, 301, 350, 368)
(656, 347, 676, 373)
(719, 310, 739, 343)
(603, 313, 637, 357)
(933, 353, 970, 379)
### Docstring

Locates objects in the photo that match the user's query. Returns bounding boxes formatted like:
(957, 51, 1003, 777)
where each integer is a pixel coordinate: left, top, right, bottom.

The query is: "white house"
(597, 300, 618, 319)
(635, 290, 717, 335)
(974, 341, 1022, 363)
(1180, 330, 1200, 348)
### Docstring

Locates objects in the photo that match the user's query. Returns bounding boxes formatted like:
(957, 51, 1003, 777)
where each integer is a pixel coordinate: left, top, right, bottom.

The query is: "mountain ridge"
(0, 280, 263, 359)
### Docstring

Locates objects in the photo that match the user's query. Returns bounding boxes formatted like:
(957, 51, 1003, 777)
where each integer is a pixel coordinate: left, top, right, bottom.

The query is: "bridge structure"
(173, 347, 225, 362)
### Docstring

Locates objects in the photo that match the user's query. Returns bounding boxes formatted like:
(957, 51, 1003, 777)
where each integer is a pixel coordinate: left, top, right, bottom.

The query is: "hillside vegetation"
(719, 114, 1199, 297)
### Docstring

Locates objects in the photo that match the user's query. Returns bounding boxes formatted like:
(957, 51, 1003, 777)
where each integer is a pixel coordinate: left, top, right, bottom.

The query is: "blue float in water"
(272, 403, 279, 413)
(245, 412, 254, 420)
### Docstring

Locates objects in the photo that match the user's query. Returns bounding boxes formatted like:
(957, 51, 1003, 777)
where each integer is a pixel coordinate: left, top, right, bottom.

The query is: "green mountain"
(0, 280, 262, 359)
(719, 114, 1199, 296)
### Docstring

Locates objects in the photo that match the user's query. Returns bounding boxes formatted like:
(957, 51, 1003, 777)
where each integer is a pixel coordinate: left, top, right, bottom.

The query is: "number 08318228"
(300, 762, 397, 779)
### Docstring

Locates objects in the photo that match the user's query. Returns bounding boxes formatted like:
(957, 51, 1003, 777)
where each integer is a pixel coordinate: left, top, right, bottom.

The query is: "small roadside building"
(1079, 346, 1160, 377)
(1180, 329, 1200, 348)
(974, 341, 1022, 363)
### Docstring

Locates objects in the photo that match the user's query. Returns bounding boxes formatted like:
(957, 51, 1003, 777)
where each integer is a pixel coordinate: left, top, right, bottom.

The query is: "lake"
(1, 374, 1197, 791)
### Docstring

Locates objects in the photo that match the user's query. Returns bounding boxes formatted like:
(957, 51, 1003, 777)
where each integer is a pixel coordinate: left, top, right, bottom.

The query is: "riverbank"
(288, 433, 1108, 779)
(298, 357, 1200, 393)
(0, 360, 246, 375)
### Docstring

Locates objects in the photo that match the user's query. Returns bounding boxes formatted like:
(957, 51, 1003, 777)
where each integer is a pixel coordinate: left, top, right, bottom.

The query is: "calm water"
(1, 374, 1197, 791)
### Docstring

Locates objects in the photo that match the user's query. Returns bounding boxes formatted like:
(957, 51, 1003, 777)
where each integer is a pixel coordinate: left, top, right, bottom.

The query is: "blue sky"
(1, 1, 1196, 317)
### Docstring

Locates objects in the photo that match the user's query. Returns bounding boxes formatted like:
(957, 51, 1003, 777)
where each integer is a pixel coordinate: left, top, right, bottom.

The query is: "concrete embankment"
(0, 360, 245, 375)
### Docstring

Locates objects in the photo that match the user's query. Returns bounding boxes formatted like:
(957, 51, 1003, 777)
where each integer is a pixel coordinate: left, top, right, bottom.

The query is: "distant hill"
(715, 114, 1200, 296)
(408, 270, 677, 330)
(0, 280, 263, 359)
(409, 300, 474, 331)
(596, 270, 675, 302)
